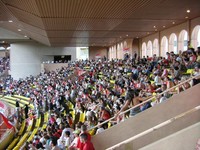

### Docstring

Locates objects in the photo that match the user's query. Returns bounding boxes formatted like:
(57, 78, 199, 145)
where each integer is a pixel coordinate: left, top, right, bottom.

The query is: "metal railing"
(106, 105, 200, 150)
(89, 74, 200, 131)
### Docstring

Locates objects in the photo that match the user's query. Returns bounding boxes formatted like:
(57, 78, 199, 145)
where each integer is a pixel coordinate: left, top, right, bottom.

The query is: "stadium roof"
(0, 0, 200, 47)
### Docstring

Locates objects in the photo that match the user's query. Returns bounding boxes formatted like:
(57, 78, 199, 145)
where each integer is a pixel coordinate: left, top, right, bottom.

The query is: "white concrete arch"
(169, 33, 178, 54)
(191, 25, 200, 49)
(147, 40, 153, 57)
(153, 39, 159, 56)
(119, 42, 124, 59)
(161, 36, 168, 57)
(142, 42, 147, 57)
(178, 30, 188, 52)
(124, 41, 128, 49)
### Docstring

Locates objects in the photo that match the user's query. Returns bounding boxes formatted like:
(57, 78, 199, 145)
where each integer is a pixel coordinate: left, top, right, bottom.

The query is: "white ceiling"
(0, 0, 200, 47)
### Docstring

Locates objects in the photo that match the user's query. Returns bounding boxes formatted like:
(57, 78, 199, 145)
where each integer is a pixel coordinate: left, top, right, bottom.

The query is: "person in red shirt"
(76, 125, 91, 150)
(80, 133, 95, 150)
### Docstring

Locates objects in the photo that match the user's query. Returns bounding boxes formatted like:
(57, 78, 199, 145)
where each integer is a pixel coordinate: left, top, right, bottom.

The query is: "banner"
(0, 113, 13, 129)
(123, 47, 130, 51)
(77, 69, 86, 76)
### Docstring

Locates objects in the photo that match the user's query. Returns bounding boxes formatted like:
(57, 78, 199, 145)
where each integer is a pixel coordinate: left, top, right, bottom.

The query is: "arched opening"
(191, 25, 200, 49)
(111, 47, 114, 59)
(123, 41, 129, 58)
(153, 39, 159, 56)
(147, 41, 153, 57)
(120, 43, 123, 59)
(142, 42, 147, 57)
(114, 45, 117, 59)
(123, 41, 128, 49)
(117, 44, 120, 51)
(161, 36, 168, 57)
(117, 44, 120, 59)
(178, 30, 188, 52)
(169, 33, 178, 54)
(109, 47, 111, 60)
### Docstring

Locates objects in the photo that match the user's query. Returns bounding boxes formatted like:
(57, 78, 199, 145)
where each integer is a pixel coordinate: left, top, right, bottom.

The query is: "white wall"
(10, 42, 76, 79)
(76, 47, 89, 60)
(41, 55, 54, 63)
(140, 122, 200, 150)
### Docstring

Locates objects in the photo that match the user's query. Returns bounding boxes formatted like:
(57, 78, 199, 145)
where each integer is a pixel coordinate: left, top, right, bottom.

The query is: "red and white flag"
(0, 112, 13, 129)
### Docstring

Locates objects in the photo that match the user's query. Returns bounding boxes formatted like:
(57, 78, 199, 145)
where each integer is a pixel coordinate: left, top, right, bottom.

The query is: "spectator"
(80, 133, 95, 150)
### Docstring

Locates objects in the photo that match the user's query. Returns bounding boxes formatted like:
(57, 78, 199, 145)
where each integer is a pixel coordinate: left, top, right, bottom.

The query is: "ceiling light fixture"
(186, 10, 190, 13)
(185, 16, 189, 19)
(126, 34, 128, 37)
(24, 35, 27, 38)
(163, 26, 166, 28)
(153, 26, 156, 28)
(172, 22, 175, 24)
(18, 29, 21, 31)
(8, 20, 13, 23)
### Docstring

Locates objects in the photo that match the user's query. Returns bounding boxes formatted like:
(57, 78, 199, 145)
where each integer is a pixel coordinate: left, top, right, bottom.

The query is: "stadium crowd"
(0, 56, 10, 73)
(1, 46, 200, 150)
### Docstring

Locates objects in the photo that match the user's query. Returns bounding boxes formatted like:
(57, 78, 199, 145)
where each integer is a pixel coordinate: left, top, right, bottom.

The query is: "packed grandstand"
(0, 47, 200, 150)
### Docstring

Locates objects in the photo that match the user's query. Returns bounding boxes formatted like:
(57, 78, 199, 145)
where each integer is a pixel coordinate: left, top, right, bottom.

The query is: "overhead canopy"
(0, 0, 200, 47)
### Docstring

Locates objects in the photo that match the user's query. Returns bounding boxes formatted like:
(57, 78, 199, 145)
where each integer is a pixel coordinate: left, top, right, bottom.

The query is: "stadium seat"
(6, 137, 20, 150)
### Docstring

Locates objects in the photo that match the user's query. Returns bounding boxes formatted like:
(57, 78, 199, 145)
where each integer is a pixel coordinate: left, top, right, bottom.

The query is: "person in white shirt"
(60, 124, 74, 141)
(58, 131, 72, 149)
(69, 130, 80, 149)
(154, 73, 162, 86)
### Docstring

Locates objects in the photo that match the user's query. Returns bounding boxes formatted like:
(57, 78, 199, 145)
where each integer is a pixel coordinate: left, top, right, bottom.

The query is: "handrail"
(88, 74, 200, 131)
(106, 105, 200, 150)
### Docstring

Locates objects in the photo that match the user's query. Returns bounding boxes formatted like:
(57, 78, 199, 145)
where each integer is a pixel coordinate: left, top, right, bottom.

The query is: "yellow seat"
(79, 112, 86, 123)
(108, 122, 112, 128)
(42, 124, 47, 130)
(27, 128, 38, 142)
(186, 69, 194, 74)
(18, 121, 26, 136)
(27, 119, 35, 132)
(71, 109, 76, 120)
(88, 129, 95, 136)
(13, 95, 30, 101)
(110, 80, 115, 84)
(7, 137, 20, 150)
(44, 112, 49, 123)
(150, 81, 155, 84)
(35, 116, 41, 128)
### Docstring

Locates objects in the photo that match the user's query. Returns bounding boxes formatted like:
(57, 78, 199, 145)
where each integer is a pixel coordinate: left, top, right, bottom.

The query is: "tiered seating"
(13, 95, 30, 101)
(7, 118, 26, 150)
(2, 92, 49, 149)
(0, 98, 24, 107)
(26, 118, 35, 132)
(4, 95, 34, 109)
(42, 112, 49, 130)
(27, 115, 41, 142)
(11, 118, 35, 150)
(27, 128, 39, 142)
(13, 132, 29, 150)
(18, 121, 26, 136)
(6, 137, 20, 150)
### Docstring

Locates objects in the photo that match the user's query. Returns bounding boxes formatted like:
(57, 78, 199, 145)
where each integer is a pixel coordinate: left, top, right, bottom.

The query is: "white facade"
(10, 42, 76, 80)
(76, 47, 89, 60)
